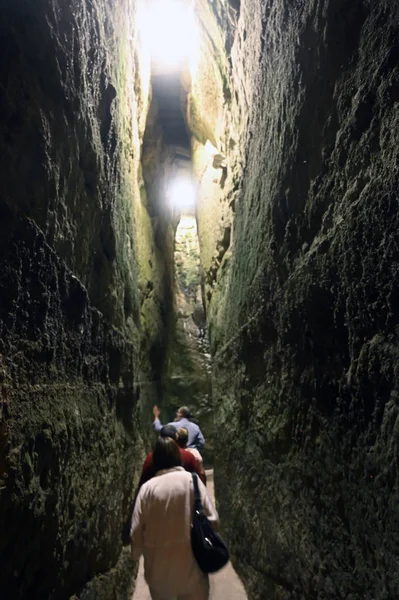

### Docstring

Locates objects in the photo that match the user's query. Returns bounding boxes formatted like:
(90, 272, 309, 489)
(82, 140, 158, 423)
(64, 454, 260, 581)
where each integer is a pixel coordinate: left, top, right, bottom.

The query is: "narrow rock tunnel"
(1, 0, 399, 599)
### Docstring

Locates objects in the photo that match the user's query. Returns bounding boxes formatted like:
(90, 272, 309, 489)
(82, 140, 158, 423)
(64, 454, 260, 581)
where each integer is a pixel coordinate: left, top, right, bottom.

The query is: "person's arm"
(196, 426, 205, 450)
(152, 405, 162, 432)
(198, 461, 207, 485)
(182, 451, 207, 485)
(123, 455, 152, 545)
(191, 455, 207, 486)
(198, 477, 219, 529)
(137, 454, 153, 489)
(130, 488, 145, 560)
(195, 458, 207, 486)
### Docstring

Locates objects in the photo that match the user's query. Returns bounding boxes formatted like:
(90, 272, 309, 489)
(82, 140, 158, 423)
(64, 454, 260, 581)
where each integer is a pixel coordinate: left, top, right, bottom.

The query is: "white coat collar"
(155, 466, 185, 477)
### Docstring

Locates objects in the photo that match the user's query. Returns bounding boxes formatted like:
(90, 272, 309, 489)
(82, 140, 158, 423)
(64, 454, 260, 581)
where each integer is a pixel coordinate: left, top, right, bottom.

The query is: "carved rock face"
(0, 1, 166, 598)
(194, 0, 399, 598)
(2, 0, 399, 598)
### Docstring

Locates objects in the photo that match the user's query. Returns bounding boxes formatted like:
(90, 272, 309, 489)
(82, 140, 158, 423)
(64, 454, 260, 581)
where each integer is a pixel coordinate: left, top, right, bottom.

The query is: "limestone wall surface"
(195, 0, 399, 598)
(0, 1, 169, 598)
(2, 0, 399, 597)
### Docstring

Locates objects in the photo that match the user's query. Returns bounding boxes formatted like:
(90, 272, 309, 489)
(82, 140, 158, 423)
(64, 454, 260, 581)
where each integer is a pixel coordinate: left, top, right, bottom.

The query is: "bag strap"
(192, 473, 203, 513)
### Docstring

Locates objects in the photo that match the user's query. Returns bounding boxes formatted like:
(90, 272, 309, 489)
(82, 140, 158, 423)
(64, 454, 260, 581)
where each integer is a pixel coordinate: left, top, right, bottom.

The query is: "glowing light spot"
(168, 177, 197, 212)
(138, 0, 199, 76)
(204, 140, 219, 157)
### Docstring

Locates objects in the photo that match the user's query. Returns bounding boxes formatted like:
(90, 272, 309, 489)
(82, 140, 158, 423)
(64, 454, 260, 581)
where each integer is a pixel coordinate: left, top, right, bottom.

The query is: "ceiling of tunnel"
(140, 0, 235, 218)
(151, 73, 191, 149)
(141, 0, 234, 157)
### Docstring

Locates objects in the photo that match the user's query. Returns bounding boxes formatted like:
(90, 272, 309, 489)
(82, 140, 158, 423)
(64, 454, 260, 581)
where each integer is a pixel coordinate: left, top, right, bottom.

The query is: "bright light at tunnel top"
(138, 0, 198, 74)
(168, 178, 196, 212)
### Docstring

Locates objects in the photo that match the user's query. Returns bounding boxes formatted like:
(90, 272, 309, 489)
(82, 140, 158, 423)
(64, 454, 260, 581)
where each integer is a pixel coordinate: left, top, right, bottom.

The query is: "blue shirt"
(153, 417, 205, 450)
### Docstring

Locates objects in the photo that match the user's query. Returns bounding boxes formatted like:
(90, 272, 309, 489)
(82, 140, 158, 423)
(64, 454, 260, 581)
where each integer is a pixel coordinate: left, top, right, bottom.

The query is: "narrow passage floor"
(132, 469, 248, 600)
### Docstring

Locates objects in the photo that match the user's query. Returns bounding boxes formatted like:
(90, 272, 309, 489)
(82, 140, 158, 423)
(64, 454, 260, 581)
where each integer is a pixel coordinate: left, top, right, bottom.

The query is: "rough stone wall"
(191, 0, 249, 314)
(195, 0, 399, 598)
(163, 217, 213, 463)
(0, 207, 140, 600)
(138, 98, 180, 427)
(0, 1, 169, 598)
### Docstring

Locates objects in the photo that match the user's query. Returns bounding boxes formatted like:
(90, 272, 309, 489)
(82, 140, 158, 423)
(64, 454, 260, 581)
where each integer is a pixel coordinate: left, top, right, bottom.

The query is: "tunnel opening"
(138, 0, 215, 465)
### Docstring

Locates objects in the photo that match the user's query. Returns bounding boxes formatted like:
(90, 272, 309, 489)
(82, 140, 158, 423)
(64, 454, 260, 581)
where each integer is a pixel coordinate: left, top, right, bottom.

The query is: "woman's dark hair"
(152, 437, 182, 472)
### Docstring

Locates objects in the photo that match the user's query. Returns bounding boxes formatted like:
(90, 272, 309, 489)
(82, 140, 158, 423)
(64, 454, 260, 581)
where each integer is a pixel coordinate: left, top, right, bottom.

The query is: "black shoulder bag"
(190, 473, 229, 573)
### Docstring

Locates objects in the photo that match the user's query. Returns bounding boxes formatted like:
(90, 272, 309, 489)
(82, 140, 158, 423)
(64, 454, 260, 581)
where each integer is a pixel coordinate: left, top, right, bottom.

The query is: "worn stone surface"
(72, 549, 137, 600)
(163, 216, 213, 464)
(2, 0, 399, 597)
(0, 1, 170, 598)
(190, 0, 244, 313)
(0, 208, 141, 600)
(195, 0, 399, 598)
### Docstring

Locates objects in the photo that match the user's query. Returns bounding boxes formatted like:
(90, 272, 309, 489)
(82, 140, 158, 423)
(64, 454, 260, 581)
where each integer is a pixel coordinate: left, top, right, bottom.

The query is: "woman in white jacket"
(130, 437, 219, 600)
